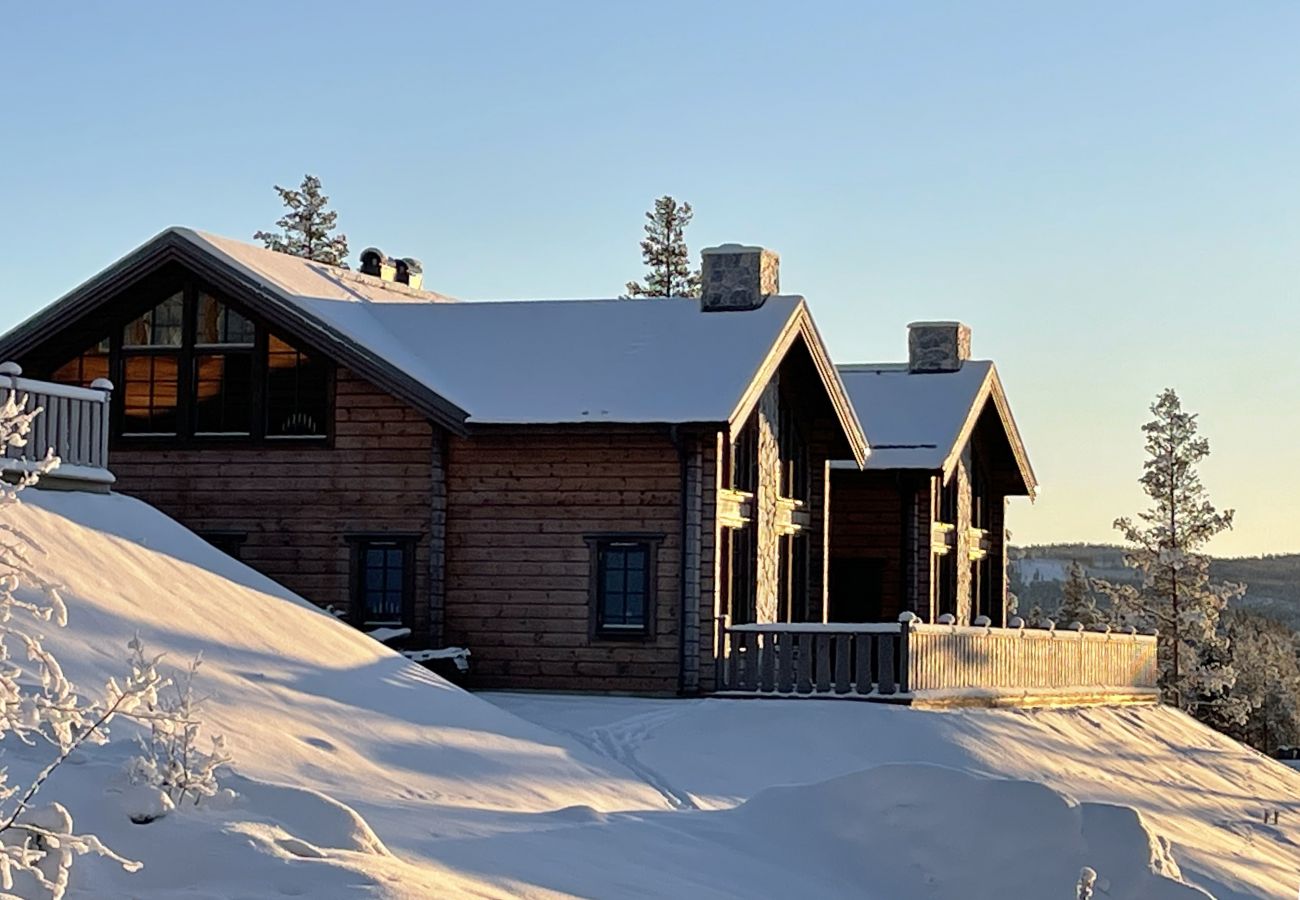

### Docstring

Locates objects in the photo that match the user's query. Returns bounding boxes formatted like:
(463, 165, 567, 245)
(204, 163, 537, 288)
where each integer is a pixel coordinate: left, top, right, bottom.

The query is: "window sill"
(593, 629, 654, 643)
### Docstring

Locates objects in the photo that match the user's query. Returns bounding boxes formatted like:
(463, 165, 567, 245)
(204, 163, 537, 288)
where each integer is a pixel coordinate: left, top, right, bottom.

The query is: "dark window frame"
(586, 533, 663, 641)
(346, 534, 418, 629)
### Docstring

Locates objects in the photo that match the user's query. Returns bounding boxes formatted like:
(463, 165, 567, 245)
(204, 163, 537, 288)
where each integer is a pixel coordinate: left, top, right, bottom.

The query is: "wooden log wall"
(110, 368, 440, 637)
(443, 425, 684, 693)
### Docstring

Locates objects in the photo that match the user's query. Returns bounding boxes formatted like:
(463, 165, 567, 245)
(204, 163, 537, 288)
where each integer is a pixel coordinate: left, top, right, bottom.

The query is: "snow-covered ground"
(5, 488, 1297, 898)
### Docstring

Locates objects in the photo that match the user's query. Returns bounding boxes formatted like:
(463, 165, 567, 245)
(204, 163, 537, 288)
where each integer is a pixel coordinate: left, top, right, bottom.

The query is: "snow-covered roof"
(180, 229, 457, 305)
(836, 360, 1036, 495)
(285, 293, 808, 425)
(0, 228, 868, 461)
(172, 229, 818, 426)
(839, 362, 994, 470)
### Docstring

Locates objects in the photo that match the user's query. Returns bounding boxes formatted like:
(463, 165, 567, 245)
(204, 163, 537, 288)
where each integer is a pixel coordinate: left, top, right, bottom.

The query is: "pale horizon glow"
(1, 2, 1295, 556)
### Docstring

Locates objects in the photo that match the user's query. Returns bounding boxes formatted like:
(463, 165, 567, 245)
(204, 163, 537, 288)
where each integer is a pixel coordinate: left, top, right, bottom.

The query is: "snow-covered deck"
(715, 616, 1159, 707)
(0, 364, 114, 491)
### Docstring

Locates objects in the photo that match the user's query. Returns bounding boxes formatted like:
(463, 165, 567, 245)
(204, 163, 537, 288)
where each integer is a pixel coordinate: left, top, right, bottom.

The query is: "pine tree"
(1095, 389, 1243, 714)
(254, 174, 350, 266)
(1056, 561, 1105, 628)
(624, 196, 701, 298)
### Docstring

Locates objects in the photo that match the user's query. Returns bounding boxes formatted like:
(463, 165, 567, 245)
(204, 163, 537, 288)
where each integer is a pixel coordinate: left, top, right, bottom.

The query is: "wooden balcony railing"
(714, 615, 1158, 707)
(0, 363, 115, 490)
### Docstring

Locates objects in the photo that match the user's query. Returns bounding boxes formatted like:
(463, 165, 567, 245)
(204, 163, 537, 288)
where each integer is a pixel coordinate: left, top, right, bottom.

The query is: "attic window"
(48, 281, 331, 443)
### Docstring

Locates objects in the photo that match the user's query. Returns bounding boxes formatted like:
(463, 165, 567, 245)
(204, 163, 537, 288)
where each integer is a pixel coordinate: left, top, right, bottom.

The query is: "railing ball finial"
(937, 612, 956, 626)
(1069, 621, 1085, 632)
(973, 614, 992, 629)
(897, 611, 919, 629)
(0, 361, 21, 378)
(90, 377, 114, 393)
(1007, 615, 1026, 629)
(1044, 618, 1057, 632)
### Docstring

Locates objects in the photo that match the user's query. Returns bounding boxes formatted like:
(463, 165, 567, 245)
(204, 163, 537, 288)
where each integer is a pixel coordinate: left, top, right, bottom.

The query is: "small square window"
(589, 536, 659, 639)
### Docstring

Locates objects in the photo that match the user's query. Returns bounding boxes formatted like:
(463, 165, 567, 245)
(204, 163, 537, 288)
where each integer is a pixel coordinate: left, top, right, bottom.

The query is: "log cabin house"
(0, 229, 1157, 705)
(829, 323, 1038, 629)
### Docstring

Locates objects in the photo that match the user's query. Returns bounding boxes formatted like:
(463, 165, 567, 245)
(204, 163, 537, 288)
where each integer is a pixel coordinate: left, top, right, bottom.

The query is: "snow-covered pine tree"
(624, 196, 701, 298)
(1095, 389, 1243, 715)
(253, 174, 350, 266)
(1055, 560, 1105, 628)
(1212, 610, 1300, 751)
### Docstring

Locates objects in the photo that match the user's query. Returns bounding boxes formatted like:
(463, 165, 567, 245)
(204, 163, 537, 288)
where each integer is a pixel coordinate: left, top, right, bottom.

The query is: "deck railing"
(0, 363, 115, 489)
(714, 615, 1158, 705)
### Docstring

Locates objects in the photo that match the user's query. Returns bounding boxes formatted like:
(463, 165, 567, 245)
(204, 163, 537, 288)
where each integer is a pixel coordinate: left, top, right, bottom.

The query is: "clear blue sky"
(2, 2, 1296, 556)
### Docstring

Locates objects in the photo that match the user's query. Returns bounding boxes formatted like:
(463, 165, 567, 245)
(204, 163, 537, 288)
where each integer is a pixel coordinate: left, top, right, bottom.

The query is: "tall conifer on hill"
(624, 196, 701, 298)
(254, 174, 350, 266)
(1096, 389, 1243, 717)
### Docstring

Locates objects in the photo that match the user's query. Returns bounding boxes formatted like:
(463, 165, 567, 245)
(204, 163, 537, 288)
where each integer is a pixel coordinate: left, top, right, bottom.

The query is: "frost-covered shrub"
(1076, 866, 1096, 900)
(0, 392, 191, 897)
(127, 640, 230, 808)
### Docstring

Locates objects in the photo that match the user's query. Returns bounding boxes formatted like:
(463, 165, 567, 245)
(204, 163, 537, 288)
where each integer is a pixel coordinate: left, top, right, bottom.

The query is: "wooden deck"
(0, 363, 114, 491)
(713, 615, 1159, 708)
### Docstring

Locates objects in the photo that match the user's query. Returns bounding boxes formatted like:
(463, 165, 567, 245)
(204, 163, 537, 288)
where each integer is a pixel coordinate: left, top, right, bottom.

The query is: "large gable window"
(48, 283, 330, 443)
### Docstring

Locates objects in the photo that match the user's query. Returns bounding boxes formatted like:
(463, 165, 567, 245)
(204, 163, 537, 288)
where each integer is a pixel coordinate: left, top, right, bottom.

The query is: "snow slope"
(490, 694, 1300, 900)
(6, 489, 668, 897)
(5, 487, 1296, 898)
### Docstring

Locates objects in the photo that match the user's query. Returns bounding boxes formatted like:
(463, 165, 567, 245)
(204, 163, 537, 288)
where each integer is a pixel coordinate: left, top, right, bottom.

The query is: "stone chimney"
(908, 321, 971, 372)
(700, 244, 780, 312)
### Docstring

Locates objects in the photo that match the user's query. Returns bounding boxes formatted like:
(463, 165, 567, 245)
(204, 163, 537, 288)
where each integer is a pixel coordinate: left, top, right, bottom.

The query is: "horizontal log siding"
(444, 427, 683, 693)
(829, 472, 906, 620)
(109, 369, 438, 636)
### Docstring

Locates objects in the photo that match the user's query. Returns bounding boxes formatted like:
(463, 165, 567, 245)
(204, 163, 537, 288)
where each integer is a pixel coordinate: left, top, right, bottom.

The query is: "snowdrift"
(6, 489, 666, 897)
(4, 488, 1294, 898)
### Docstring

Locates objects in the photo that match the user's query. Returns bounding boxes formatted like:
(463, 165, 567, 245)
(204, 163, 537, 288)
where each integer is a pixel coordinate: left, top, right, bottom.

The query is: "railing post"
(897, 612, 916, 694)
(91, 378, 113, 471)
(714, 615, 728, 691)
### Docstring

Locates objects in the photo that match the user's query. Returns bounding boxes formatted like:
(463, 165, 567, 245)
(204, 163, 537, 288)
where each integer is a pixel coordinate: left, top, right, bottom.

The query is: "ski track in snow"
(566, 704, 700, 811)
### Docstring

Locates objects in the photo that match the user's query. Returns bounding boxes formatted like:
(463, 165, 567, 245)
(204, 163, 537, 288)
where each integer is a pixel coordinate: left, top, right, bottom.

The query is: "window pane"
(596, 540, 649, 632)
(625, 592, 645, 620)
(51, 339, 110, 388)
(266, 335, 328, 437)
(193, 353, 253, 434)
(360, 541, 406, 624)
(196, 293, 255, 346)
(122, 354, 180, 434)
(124, 292, 183, 347)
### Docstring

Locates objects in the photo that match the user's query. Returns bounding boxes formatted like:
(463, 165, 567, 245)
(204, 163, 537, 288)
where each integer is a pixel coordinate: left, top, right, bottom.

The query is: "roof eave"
(728, 299, 870, 468)
(939, 364, 1037, 499)
(0, 228, 471, 436)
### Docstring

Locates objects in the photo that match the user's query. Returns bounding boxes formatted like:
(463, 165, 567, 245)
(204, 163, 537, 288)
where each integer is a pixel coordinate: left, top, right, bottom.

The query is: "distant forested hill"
(1009, 545, 1300, 628)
